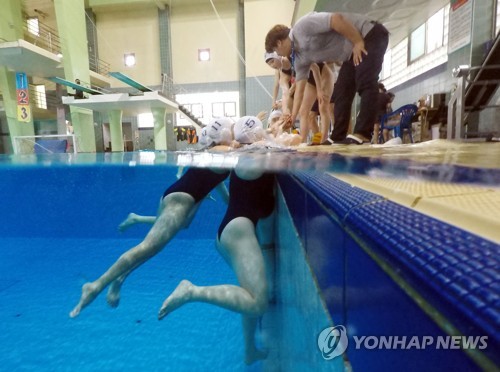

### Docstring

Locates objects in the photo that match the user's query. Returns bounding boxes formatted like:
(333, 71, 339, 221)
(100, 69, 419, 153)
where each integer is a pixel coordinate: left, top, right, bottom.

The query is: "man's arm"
(330, 13, 367, 66)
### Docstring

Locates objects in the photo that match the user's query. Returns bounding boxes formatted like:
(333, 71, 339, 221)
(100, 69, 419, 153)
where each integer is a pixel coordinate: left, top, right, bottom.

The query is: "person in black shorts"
(158, 167, 275, 365)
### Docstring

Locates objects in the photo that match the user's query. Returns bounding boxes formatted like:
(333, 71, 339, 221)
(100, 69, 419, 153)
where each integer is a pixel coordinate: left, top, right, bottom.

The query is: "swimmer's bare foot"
(69, 282, 100, 318)
(158, 280, 193, 320)
(106, 279, 124, 308)
(245, 347, 268, 365)
(118, 213, 139, 232)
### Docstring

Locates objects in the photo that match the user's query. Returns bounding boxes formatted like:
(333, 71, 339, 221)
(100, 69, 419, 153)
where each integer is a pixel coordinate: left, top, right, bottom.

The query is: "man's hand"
(352, 41, 367, 66)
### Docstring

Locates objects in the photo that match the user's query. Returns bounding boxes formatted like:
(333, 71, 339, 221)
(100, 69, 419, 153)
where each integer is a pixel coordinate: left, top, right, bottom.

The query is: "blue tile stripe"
(288, 171, 500, 364)
(293, 171, 383, 219)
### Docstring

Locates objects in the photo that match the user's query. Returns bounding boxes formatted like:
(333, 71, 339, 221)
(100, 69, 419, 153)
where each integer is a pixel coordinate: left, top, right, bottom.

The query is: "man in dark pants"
(265, 12, 389, 144)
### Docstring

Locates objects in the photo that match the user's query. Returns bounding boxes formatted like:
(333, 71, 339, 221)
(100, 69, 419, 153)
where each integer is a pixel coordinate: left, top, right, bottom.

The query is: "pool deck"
(298, 139, 500, 244)
(297, 139, 500, 170)
(332, 174, 500, 244)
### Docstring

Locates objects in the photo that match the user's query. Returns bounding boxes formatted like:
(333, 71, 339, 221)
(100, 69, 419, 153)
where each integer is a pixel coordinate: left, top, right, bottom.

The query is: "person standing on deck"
(265, 12, 389, 145)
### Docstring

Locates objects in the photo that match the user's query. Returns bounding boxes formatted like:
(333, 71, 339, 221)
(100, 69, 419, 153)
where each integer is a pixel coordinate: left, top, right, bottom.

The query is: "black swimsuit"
(218, 171, 275, 238)
(163, 168, 230, 203)
(307, 62, 325, 87)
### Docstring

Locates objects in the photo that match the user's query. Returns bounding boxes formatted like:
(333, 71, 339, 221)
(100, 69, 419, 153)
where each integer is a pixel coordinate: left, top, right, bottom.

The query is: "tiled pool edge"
(276, 172, 499, 372)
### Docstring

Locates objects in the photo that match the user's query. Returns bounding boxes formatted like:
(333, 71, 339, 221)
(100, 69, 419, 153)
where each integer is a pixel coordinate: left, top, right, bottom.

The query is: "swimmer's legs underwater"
(117, 182, 228, 232)
(69, 192, 196, 318)
(158, 217, 269, 365)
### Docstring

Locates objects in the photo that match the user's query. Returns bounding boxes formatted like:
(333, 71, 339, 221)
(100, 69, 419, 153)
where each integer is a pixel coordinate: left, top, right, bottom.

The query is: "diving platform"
(61, 91, 178, 116)
(0, 39, 63, 78)
(0, 39, 112, 87)
(109, 71, 153, 92)
(48, 77, 104, 95)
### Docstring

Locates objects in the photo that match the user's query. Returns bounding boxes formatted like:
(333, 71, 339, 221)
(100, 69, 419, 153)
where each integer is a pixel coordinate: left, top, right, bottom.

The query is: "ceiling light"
(198, 48, 210, 62)
(124, 53, 136, 67)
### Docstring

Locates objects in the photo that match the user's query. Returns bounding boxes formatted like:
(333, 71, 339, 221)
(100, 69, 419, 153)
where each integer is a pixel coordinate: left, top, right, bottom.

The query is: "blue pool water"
(1, 149, 499, 371)
(0, 238, 252, 371)
(0, 158, 266, 371)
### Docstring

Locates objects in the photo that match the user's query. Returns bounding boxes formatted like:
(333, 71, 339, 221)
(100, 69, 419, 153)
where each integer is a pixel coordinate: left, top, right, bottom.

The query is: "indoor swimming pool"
(0, 144, 499, 372)
(0, 159, 253, 371)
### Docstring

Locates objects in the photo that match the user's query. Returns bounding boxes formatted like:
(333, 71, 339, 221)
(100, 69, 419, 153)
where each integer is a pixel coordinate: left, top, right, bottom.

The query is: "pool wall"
(260, 188, 344, 371)
(277, 172, 499, 372)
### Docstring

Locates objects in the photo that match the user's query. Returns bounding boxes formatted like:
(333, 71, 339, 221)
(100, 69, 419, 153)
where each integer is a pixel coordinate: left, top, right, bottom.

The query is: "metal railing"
(23, 18, 61, 55)
(89, 57, 111, 76)
(447, 64, 500, 139)
(23, 17, 111, 77)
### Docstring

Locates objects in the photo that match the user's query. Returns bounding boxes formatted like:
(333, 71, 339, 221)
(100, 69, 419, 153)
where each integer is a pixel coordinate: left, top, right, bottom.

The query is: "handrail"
(23, 18, 61, 55)
(447, 63, 500, 139)
(89, 57, 111, 76)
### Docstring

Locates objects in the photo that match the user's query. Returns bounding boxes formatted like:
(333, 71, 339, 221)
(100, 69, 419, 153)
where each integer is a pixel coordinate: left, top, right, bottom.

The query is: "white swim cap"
(265, 51, 279, 62)
(234, 116, 265, 144)
(268, 110, 282, 121)
(201, 117, 234, 146)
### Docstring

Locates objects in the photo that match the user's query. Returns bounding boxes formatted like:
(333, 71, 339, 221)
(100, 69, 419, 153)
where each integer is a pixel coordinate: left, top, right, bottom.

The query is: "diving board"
(109, 71, 153, 92)
(48, 77, 104, 95)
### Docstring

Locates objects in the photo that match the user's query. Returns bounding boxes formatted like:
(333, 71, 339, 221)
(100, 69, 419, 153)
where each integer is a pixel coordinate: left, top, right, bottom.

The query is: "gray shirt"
(290, 12, 375, 81)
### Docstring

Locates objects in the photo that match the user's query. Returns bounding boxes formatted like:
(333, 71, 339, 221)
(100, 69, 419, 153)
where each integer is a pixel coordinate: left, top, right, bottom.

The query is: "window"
(409, 23, 425, 62)
(427, 8, 445, 53)
(27, 17, 40, 36)
(382, 5, 449, 88)
(496, 0, 500, 35)
(212, 102, 223, 117)
(34, 85, 47, 109)
(176, 91, 239, 125)
(190, 103, 203, 118)
(224, 102, 236, 117)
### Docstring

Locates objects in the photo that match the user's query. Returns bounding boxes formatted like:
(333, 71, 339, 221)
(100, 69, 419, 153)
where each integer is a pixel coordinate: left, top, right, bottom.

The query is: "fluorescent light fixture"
(198, 48, 210, 62)
(124, 53, 136, 67)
